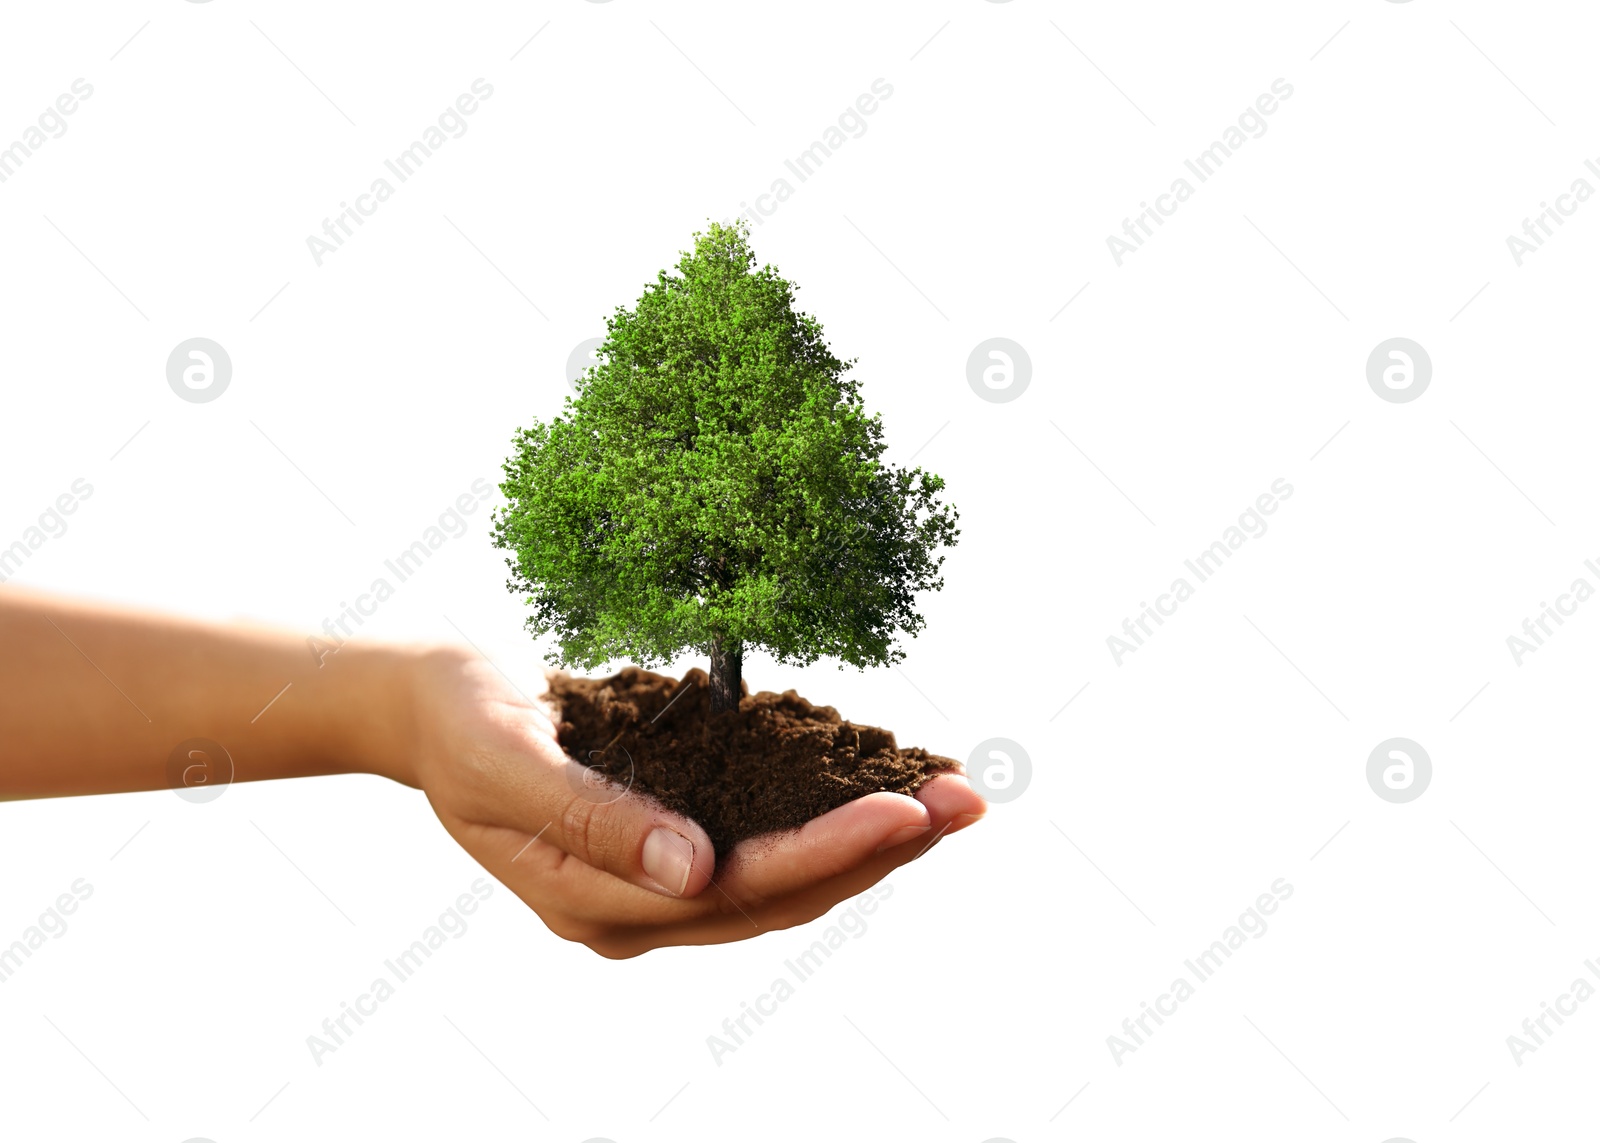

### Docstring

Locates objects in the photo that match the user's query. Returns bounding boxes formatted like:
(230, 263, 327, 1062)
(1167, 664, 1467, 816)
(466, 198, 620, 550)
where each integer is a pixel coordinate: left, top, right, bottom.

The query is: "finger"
(715, 791, 930, 907)
(464, 727, 717, 899)
(719, 771, 988, 905)
(782, 775, 982, 896)
(459, 778, 983, 957)
(447, 816, 727, 939)
(593, 817, 953, 957)
(465, 790, 929, 935)
(632, 778, 984, 947)
(912, 773, 987, 839)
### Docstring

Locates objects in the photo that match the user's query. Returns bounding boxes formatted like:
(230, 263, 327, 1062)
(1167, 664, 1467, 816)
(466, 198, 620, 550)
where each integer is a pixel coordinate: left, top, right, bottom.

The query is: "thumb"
(541, 753, 716, 898)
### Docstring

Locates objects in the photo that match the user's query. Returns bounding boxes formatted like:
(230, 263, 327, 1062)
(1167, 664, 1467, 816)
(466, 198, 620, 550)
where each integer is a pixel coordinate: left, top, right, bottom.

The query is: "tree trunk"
(709, 635, 742, 714)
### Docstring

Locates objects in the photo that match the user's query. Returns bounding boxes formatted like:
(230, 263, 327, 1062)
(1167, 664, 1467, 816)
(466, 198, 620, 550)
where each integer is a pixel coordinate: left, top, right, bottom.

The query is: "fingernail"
(876, 823, 932, 853)
(952, 813, 984, 830)
(642, 826, 695, 896)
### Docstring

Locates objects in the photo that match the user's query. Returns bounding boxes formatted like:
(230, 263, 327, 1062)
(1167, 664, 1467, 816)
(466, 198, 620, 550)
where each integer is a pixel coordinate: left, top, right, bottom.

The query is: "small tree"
(493, 222, 958, 713)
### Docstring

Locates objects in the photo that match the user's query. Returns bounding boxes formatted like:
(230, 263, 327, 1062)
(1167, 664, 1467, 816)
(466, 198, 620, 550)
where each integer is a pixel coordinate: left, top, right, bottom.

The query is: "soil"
(547, 667, 960, 854)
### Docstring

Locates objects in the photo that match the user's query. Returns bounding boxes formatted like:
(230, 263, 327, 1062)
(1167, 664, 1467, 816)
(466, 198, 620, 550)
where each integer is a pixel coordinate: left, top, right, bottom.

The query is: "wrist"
(320, 642, 427, 787)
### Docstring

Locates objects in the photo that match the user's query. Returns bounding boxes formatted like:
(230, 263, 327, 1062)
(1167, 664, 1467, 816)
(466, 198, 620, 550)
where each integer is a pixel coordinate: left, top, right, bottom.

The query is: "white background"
(2, 1, 1597, 1139)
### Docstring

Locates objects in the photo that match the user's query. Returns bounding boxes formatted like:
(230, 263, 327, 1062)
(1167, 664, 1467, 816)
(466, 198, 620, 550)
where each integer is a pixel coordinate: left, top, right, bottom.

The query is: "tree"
(492, 222, 958, 713)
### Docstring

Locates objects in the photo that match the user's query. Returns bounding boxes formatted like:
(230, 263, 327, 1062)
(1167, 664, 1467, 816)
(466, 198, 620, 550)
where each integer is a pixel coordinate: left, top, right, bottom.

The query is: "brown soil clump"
(547, 667, 959, 854)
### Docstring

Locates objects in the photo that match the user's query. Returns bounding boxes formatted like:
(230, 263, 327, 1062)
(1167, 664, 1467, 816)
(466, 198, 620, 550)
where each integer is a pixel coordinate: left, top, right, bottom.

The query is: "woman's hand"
(395, 646, 985, 959)
(0, 588, 982, 960)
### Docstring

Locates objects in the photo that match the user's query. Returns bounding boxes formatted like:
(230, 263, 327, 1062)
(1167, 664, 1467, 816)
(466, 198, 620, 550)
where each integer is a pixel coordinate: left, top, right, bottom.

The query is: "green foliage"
(492, 221, 959, 673)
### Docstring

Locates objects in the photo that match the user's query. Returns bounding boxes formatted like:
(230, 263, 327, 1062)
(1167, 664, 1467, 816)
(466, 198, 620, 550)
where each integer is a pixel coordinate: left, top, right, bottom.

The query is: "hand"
(399, 647, 986, 959)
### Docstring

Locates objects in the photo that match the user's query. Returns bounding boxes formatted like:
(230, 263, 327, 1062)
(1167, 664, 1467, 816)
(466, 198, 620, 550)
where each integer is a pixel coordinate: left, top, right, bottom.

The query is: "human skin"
(0, 587, 985, 958)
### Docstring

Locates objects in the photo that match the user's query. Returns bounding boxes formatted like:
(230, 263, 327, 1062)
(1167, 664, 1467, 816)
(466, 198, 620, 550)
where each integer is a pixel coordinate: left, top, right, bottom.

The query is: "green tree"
(493, 222, 958, 712)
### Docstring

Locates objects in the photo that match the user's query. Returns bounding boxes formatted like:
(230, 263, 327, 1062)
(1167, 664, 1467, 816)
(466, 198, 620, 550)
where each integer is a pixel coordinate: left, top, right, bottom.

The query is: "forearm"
(0, 587, 417, 799)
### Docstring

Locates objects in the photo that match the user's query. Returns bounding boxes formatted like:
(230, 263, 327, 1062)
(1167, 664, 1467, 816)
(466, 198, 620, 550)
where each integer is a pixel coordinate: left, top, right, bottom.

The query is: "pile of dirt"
(547, 667, 959, 853)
